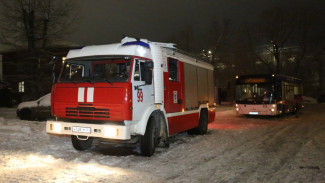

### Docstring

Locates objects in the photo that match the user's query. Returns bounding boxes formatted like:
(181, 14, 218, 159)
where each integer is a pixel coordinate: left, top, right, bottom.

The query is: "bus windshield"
(236, 83, 275, 104)
(59, 56, 132, 83)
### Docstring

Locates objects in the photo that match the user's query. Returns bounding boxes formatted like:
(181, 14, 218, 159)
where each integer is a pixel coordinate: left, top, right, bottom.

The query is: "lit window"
(18, 81, 24, 93)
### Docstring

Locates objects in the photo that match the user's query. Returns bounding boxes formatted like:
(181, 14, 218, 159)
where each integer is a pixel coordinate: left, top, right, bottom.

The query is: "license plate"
(249, 112, 259, 115)
(72, 126, 91, 133)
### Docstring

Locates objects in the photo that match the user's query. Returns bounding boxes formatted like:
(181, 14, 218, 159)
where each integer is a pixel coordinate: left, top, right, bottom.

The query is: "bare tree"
(232, 24, 268, 75)
(167, 24, 194, 52)
(0, 0, 76, 99)
(0, 0, 76, 51)
(255, 6, 297, 74)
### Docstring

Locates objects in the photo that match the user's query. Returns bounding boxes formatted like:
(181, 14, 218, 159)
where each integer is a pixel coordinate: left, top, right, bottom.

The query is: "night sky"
(68, 0, 324, 52)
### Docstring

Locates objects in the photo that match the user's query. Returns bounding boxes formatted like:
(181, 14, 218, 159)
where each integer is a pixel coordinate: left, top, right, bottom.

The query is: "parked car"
(318, 94, 325, 103)
(17, 93, 51, 120)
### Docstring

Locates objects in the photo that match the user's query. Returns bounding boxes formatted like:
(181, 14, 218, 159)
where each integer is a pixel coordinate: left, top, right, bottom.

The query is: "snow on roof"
(66, 43, 152, 59)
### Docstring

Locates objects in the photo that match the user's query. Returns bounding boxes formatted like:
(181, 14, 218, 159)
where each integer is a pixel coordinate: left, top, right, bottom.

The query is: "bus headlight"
(271, 108, 275, 112)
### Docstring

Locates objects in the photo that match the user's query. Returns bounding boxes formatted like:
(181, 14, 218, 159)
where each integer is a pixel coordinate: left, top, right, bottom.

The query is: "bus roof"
(236, 74, 302, 84)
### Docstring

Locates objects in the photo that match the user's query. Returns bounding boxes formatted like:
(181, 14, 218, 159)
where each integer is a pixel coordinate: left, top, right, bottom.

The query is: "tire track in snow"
(165, 118, 289, 182)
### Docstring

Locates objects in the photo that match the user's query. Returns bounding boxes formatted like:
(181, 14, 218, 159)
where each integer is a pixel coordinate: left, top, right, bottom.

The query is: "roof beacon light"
(121, 36, 176, 49)
(121, 37, 150, 48)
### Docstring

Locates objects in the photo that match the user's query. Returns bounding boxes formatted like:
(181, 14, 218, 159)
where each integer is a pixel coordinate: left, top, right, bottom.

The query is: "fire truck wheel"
(188, 109, 208, 135)
(71, 135, 93, 151)
(197, 109, 208, 134)
(140, 116, 158, 157)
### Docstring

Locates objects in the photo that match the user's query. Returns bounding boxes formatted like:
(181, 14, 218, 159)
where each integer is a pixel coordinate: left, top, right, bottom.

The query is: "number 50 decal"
(137, 90, 143, 102)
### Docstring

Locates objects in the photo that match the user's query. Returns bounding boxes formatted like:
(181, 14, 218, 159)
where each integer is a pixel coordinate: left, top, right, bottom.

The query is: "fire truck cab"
(46, 37, 215, 156)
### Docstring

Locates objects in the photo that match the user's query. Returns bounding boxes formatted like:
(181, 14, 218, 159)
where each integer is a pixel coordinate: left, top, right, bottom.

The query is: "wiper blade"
(103, 79, 113, 86)
(71, 81, 78, 85)
(84, 78, 94, 85)
(64, 79, 77, 85)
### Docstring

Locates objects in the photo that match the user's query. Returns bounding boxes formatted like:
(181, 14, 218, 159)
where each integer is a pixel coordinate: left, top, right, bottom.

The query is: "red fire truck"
(46, 37, 216, 156)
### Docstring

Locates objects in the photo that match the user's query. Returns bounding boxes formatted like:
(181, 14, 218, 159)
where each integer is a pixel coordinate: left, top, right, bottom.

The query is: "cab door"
(132, 59, 154, 121)
(164, 58, 184, 113)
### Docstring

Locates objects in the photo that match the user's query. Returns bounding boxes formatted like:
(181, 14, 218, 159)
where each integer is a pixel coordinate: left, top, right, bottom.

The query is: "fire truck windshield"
(236, 83, 275, 104)
(59, 57, 132, 83)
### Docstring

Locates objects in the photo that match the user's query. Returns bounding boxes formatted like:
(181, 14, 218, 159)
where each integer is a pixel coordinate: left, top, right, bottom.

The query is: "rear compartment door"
(164, 58, 184, 113)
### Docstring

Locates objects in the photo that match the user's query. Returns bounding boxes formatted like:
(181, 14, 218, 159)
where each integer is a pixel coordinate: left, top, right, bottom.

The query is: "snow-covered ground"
(0, 104, 325, 182)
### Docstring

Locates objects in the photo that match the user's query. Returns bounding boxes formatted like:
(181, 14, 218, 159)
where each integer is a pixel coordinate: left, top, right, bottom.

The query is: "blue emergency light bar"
(122, 41, 150, 48)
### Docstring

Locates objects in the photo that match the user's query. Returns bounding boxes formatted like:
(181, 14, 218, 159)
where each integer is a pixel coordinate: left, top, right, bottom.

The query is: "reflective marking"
(166, 110, 199, 117)
(173, 91, 177, 103)
(87, 87, 94, 102)
(78, 87, 85, 102)
(137, 90, 143, 102)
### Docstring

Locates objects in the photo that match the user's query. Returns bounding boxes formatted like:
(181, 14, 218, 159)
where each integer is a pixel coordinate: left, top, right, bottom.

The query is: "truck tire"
(71, 135, 93, 151)
(140, 116, 158, 157)
(197, 109, 208, 134)
(188, 109, 208, 135)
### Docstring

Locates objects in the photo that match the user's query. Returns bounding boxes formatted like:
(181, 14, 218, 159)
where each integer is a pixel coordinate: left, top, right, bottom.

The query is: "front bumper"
(46, 120, 131, 140)
(236, 104, 279, 115)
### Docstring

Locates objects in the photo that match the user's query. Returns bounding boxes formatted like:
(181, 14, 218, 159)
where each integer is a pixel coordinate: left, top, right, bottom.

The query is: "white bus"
(235, 74, 303, 115)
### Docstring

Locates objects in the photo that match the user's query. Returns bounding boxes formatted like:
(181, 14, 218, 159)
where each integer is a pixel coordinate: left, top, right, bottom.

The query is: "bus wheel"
(140, 116, 158, 157)
(188, 109, 208, 135)
(71, 135, 93, 151)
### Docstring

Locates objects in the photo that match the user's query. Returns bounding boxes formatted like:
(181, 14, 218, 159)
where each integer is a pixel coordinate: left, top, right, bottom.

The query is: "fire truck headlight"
(104, 127, 119, 137)
(50, 123, 61, 133)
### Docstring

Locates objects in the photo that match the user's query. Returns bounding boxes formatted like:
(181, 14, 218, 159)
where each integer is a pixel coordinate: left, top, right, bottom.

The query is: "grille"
(66, 106, 110, 119)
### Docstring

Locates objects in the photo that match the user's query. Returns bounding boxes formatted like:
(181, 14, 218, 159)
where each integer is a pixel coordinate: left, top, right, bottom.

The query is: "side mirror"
(144, 62, 153, 85)
(144, 62, 153, 69)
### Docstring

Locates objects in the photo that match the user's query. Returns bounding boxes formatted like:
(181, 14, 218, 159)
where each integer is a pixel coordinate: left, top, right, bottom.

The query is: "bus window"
(236, 83, 274, 104)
